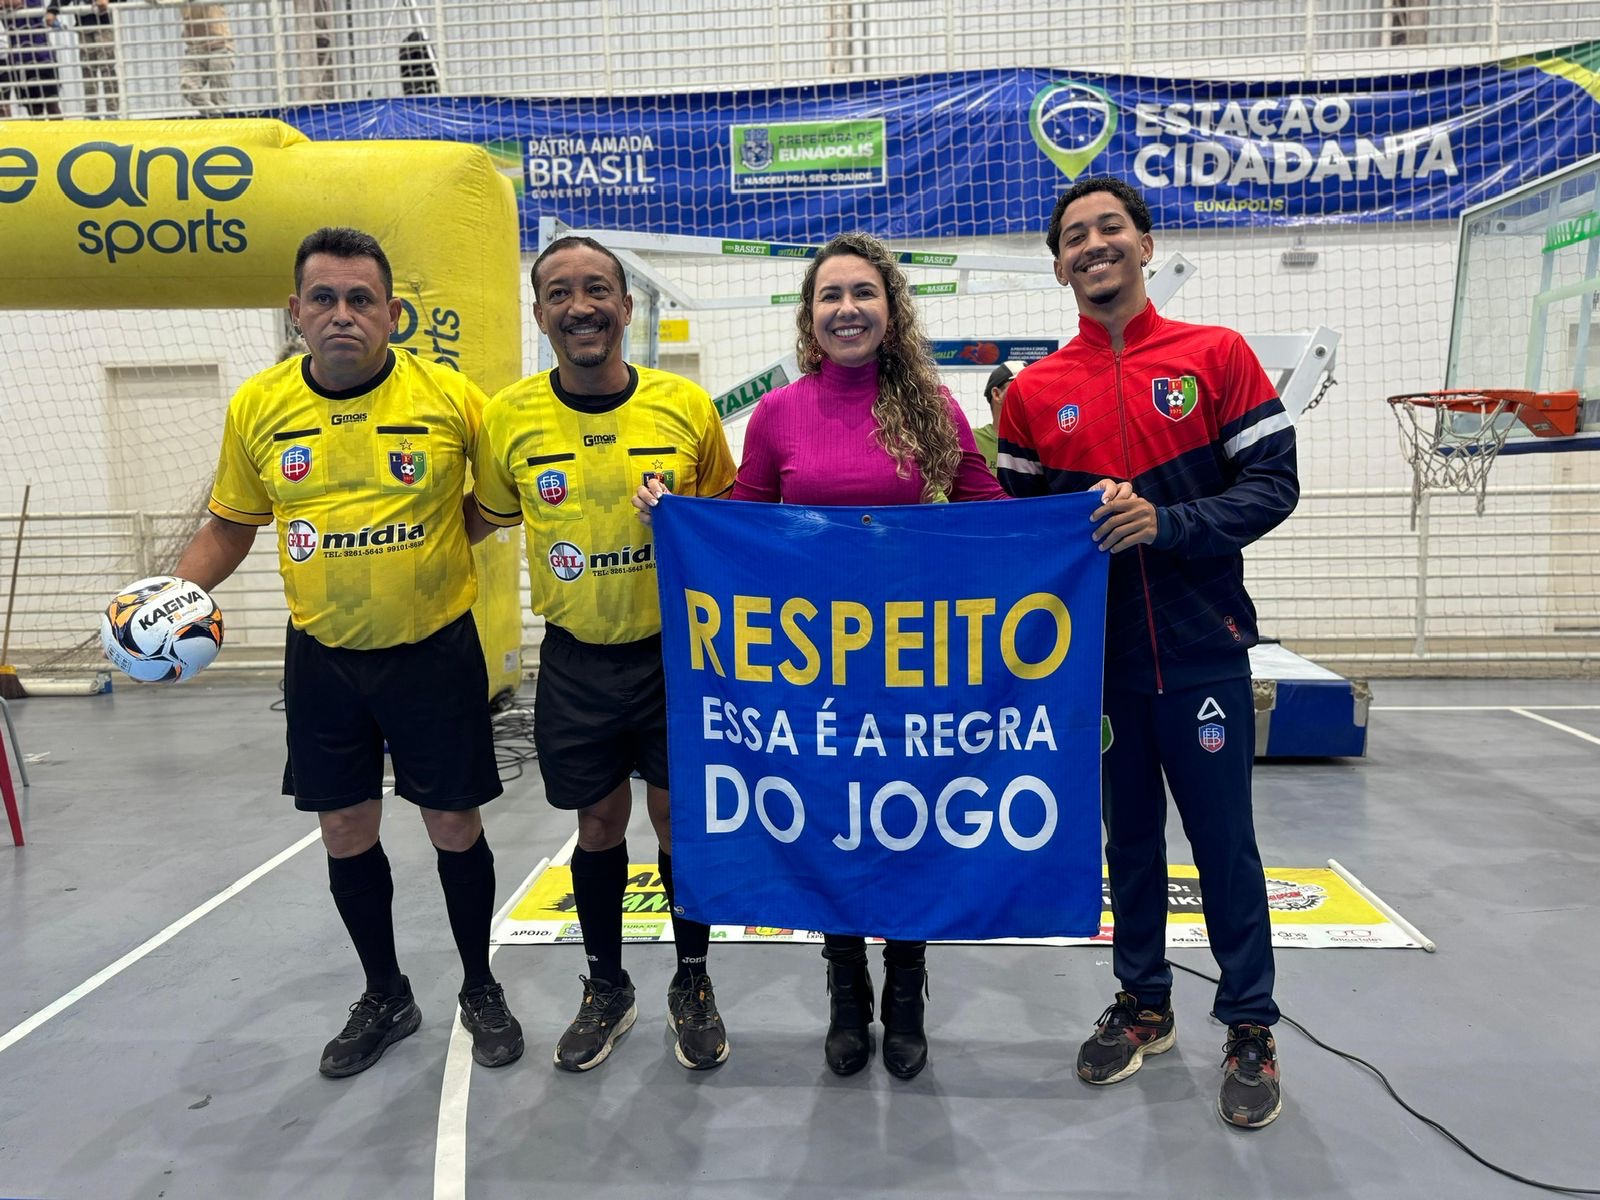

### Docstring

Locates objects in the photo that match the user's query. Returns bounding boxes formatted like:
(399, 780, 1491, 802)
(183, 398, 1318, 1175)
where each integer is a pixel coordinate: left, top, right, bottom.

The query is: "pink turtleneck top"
(730, 358, 1007, 505)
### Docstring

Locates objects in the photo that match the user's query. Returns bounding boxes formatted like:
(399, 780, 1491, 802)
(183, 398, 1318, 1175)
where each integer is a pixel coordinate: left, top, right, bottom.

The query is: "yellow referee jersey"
(473, 364, 735, 645)
(208, 349, 486, 650)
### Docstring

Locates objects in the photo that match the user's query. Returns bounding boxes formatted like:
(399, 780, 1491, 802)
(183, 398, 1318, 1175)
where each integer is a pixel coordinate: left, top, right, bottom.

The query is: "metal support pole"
(1413, 489, 1431, 659)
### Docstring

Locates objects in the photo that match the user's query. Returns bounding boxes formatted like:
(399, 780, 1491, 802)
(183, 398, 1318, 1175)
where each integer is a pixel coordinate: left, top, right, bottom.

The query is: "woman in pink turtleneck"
(637, 232, 1004, 1079)
(733, 239, 1005, 511)
(742, 233, 1004, 1081)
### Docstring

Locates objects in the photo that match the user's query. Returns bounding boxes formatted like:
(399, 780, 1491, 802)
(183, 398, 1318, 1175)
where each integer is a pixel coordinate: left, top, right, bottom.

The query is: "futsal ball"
(99, 576, 225, 683)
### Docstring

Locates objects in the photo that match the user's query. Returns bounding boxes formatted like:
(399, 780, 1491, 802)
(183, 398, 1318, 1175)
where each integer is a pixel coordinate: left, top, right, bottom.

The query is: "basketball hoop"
(1386, 389, 1580, 524)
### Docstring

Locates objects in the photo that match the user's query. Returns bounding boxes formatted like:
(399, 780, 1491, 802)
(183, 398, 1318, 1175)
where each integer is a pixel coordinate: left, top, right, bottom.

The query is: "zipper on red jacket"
(1112, 348, 1165, 694)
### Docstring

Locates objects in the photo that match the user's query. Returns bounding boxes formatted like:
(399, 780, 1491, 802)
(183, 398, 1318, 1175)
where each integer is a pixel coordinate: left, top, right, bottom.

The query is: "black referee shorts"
(534, 622, 668, 811)
(282, 611, 503, 813)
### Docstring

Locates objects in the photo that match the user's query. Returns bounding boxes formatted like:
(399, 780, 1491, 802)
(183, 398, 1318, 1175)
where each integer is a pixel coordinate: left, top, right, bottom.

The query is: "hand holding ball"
(100, 576, 224, 683)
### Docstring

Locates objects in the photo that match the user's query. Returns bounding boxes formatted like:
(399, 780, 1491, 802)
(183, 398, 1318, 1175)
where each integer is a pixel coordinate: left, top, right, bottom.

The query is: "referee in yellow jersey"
(473, 236, 737, 1072)
(173, 227, 523, 1078)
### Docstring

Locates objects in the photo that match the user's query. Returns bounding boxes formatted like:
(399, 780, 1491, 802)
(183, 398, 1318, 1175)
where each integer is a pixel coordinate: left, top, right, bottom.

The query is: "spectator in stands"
(177, 1, 232, 114)
(399, 28, 437, 96)
(971, 360, 1022, 471)
(75, 0, 119, 118)
(0, 20, 13, 117)
(294, 0, 334, 102)
(0, 0, 62, 118)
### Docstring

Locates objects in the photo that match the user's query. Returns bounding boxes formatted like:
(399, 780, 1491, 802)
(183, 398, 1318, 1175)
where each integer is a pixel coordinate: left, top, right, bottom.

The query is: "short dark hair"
(985, 361, 1018, 397)
(531, 236, 628, 296)
(294, 227, 394, 297)
(1045, 176, 1153, 257)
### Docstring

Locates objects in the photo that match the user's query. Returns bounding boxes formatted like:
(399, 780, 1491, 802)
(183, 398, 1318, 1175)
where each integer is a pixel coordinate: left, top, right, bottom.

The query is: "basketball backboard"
(1447, 151, 1600, 454)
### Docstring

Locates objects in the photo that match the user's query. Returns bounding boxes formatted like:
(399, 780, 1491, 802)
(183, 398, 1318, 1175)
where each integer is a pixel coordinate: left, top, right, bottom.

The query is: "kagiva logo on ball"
(100, 575, 224, 683)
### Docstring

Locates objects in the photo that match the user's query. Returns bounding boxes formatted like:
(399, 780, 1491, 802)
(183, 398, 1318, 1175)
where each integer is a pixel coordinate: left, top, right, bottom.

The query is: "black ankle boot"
(881, 963, 928, 1079)
(824, 960, 874, 1076)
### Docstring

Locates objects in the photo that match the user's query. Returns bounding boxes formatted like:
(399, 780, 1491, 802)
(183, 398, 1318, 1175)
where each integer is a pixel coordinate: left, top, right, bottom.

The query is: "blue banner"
(928, 339, 1060, 368)
(277, 43, 1600, 244)
(651, 493, 1109, 942)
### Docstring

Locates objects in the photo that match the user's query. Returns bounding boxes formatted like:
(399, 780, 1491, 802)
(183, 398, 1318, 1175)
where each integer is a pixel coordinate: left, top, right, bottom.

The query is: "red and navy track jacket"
(996, 302, 1298, 693)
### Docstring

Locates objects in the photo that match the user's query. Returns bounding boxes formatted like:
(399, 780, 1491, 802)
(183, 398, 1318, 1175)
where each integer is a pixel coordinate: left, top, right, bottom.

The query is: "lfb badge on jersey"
(1152, 375, 1199, 421)
(538, 468, 569, 506)
(280, 444, 312, 483)
(388, 451, 427, 486)
(1057, 404, 1080, 433)
(1199, 722, 1226, 753)
(642, 469, 676, 491)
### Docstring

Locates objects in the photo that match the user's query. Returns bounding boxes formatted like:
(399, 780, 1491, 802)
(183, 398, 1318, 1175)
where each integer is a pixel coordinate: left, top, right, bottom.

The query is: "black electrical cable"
(488, 698, 538, 782)
(1170, 961, 1600, 1195)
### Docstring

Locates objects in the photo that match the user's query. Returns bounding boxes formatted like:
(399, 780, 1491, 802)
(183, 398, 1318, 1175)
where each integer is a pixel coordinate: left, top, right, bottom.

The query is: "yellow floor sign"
(493, 863, 1425, 949)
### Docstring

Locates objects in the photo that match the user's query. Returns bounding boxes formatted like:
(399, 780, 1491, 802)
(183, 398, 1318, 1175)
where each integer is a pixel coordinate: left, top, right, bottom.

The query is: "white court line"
(0, 825, 324, 1057)
(1509, 707, 1600, 747)
(1370, 704, 1600, 712)
(434, 829, 578, 1200)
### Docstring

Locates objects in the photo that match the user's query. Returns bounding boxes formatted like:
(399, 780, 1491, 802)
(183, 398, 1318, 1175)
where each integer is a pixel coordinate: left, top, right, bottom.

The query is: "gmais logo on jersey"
(0, 140, 255, 264)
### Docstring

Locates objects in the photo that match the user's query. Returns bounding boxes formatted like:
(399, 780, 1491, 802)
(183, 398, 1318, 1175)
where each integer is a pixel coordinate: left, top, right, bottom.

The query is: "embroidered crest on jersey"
(388, 451, 426, 486)
(1199, 722, 1226, 753)
(538, 468, 568, 506)
(642, 468, 676, 491)
(1196, 696, 1226, 721)
(280, 444, 312, 483)
(1057, 404, 1080, 433)
(1152, 375, 1198, 421)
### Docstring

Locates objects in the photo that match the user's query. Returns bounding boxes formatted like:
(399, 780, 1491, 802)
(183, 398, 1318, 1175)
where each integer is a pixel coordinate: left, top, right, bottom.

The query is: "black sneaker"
(1076, 990, 1176, 1085)
(319, 977, 422, 1079)
(459, 981, 524, 1068)
(553, 973, 637, 1072)
(1219, 1022, 1282, 1129)
(666, 973, 730, 1070)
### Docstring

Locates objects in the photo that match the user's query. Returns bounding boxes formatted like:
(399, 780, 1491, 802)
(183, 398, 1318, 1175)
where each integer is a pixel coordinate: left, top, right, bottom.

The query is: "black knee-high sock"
(657, 850, 710, 984)
(569, 841, 627, 985)
(327, 842, 404, 997)
(436, 831, 496, 994)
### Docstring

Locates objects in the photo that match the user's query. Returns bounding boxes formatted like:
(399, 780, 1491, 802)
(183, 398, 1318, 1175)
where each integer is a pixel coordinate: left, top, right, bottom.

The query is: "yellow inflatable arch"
(0, 118, 525, 698)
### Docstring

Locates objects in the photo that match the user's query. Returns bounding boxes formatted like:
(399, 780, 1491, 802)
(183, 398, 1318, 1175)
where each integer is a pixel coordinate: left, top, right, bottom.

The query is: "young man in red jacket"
(997, 176, 1298, 1129)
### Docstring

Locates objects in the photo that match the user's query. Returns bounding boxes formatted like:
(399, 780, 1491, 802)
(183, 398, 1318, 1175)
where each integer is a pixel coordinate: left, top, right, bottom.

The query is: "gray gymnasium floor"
(1, 676, 1596, 1200)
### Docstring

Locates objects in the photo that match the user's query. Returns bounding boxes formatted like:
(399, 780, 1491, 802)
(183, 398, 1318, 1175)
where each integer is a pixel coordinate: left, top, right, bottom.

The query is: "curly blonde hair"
(795, 233, 961, 501)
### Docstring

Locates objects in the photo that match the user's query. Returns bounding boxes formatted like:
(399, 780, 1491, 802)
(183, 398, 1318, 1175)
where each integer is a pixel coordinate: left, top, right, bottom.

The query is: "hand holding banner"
(653, 493, 1109, 941)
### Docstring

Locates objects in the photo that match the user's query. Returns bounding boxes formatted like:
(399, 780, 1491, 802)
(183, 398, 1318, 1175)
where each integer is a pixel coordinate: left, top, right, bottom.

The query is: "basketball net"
(1386, 390, 1529, 527)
